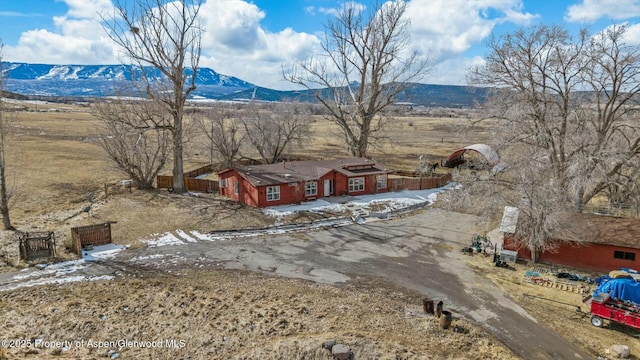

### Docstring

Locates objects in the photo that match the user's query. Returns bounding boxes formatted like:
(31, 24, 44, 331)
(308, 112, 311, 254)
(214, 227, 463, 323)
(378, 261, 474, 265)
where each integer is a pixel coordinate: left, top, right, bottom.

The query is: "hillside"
(1, 62, 254, 98)
(215, 83, 489, 108)
(1, 62, 489, 107)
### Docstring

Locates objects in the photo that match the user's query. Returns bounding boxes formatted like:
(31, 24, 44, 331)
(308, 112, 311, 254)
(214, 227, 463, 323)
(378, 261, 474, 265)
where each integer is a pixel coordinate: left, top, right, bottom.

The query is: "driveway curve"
(123, 208, 589, 360)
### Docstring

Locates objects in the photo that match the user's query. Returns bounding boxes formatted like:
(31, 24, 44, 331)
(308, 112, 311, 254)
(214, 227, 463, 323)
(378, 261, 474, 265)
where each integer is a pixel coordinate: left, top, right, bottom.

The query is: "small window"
(233, 181, 239, 195)
(305, 181, 317, 196)
(614, 250, 635, 261)
(376, 175, 387, 189)
(266, 186, 280, 201)
(218, 179, 228, 188)
(349, 177, 365, 192)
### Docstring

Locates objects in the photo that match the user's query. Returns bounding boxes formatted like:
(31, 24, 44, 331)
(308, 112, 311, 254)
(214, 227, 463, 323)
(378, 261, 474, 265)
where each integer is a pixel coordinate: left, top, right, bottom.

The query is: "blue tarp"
(594, 278, 640, 304)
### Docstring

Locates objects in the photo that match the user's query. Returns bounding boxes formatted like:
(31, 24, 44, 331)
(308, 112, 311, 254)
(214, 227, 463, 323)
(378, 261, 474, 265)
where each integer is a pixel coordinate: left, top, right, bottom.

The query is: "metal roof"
(445, 144, 500, 167)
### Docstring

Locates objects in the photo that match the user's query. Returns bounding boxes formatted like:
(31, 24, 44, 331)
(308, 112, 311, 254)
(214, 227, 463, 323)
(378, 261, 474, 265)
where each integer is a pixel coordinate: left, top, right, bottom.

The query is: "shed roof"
(221, 158, 390, 187)
(502, 206, 640, 250)
(560, 213, 640, 249)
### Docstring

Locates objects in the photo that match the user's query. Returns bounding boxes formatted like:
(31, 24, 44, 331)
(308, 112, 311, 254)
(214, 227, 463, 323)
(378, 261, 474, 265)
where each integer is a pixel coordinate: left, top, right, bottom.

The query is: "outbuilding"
(501, 207, 640, 272)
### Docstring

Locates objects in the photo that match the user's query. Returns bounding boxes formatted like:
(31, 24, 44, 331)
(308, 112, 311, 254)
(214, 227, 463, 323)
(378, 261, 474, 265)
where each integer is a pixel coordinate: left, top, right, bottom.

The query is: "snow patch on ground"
(263, 183, 456, 217)
(2, 275, 114, 292)
(191, 230, 212, 241)
(129, 254, 167, 262)
(0, 244, 128, 291)
(82, 244, 129, 261)
(176, 229, 198, 243)
(143, 232, 185, 247)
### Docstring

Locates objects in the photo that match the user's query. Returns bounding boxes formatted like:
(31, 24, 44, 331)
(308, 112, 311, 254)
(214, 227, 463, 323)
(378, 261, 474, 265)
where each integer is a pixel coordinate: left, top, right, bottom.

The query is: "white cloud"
(318, 1, 366, 17)
(565, 0, 640, 23)
(6, 0, 117, 64)
(407, 0, 538, 62)
(199, 0, 321, 89)
(3, 0, 541, 89)
(426, 56, 486, 86)
(621, 22, 640, 45)
(63, 0, 113, 19)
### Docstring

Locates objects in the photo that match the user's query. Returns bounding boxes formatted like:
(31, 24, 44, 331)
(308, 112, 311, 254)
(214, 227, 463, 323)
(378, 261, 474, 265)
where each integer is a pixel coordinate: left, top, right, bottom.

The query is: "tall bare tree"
(102, 0, 202, 194)
(195, 108, 244, 168)
(241, 103, 312, 164)
(286, 0, 431, 157)
(93, 99, 171, 189)
(0, 41, 15, 230)
(463, 24, 640, 260)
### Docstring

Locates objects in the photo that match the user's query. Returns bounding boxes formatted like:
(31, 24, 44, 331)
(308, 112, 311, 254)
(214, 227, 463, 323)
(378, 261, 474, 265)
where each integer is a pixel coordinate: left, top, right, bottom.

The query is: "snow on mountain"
(1, 62, 254, 98)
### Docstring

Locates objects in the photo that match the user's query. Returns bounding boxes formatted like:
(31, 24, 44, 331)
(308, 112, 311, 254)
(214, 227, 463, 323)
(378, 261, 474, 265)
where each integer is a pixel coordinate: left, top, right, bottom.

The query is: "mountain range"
(1, 62, 487, 108)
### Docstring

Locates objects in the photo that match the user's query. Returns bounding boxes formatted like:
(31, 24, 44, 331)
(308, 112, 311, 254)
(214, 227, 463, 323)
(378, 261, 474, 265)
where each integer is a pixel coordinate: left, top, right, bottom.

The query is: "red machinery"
(587, 292, 640, 329)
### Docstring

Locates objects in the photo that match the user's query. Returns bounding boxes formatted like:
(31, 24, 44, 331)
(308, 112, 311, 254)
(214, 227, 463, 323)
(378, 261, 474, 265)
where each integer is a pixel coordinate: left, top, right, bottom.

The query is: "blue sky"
(2, 0, 640, 90)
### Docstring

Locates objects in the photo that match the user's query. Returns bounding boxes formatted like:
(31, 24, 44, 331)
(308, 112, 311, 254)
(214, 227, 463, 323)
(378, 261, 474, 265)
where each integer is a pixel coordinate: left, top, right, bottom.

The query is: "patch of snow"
(191, 230, 212, 241)
(263, 183, 457, 217)
(13, 260, 86, 280)
(1, 274, 114, 292)
(82, 244, 129, 262)
(143, 232, 185, 247)
(176, 229, 198, 243)
(130, 254, 166, 262)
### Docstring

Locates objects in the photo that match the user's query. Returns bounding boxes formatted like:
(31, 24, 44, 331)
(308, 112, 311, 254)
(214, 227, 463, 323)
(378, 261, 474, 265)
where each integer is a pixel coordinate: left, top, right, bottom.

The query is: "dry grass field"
(0, 271, 518, 359)
(0, 100, 630, 359)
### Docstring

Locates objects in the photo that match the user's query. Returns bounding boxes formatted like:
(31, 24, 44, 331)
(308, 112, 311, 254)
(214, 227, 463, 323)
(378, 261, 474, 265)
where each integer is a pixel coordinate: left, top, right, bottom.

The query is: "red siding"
(503, 234, 640, 272)
(218, 170, 260, 207)
(219, 169, 388, 208)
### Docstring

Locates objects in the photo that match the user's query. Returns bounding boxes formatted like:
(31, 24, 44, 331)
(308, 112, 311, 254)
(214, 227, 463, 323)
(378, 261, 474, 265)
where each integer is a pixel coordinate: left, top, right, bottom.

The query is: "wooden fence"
(19, 232, 56, 260)
(71, 223, 113, 256)
(157, 164, 219, 193)
(389, 173, 451, 192)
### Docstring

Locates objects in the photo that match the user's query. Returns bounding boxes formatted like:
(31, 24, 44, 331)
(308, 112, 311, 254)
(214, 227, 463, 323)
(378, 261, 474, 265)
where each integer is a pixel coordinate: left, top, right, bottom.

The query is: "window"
(376, 175, 387, 189)
(305, 181, 317, 196)
(266, 186, 280, 201)
(349, 177, 365, 192)
(233, 181, 239, 195)
(614, 250, 636, 261)
(218, 179, 228, 188)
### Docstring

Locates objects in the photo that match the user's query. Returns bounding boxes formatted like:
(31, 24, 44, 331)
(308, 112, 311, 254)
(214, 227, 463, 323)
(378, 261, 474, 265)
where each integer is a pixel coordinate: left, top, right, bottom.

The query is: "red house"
(501, 207, 640, 272)
(217, 158, 391, 207)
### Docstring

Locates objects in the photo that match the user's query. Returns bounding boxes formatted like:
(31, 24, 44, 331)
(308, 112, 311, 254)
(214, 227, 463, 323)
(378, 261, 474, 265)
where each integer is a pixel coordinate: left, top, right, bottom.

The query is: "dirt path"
(0, 209, 590, 359)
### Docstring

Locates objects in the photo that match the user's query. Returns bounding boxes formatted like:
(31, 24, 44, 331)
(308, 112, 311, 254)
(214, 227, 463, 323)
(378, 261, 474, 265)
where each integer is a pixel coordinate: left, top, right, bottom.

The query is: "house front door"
(324, 179, 331, 196)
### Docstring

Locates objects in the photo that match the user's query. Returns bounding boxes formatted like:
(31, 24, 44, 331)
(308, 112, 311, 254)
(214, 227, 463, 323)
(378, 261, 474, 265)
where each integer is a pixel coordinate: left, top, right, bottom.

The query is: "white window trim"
(305, 181, 318, 196)
(233, 181, 239, 195)
(349, 177, 365, 192)
(266, 186, 280, 201)
(376, 175, 387, 189)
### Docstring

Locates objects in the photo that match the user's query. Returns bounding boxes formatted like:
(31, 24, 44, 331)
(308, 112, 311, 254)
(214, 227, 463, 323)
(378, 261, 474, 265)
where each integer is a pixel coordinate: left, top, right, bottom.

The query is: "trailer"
(588, 286, 640, 329)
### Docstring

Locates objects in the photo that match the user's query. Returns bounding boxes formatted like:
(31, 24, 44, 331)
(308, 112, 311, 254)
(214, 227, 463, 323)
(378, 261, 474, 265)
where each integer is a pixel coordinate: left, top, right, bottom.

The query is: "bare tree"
(241, 103, 312, 164)
(102, 0, 202, 194)
(463, 24, 640, 260)
(285, 0, 431, 157)
(195, 108, 244, 168)
(93, 99, 171, 189)
(0, 41, 15, 230)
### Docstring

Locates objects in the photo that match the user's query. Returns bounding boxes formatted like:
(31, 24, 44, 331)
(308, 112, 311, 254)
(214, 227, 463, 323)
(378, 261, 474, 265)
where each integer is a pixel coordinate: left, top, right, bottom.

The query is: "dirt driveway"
(113, 208, 589, 360)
